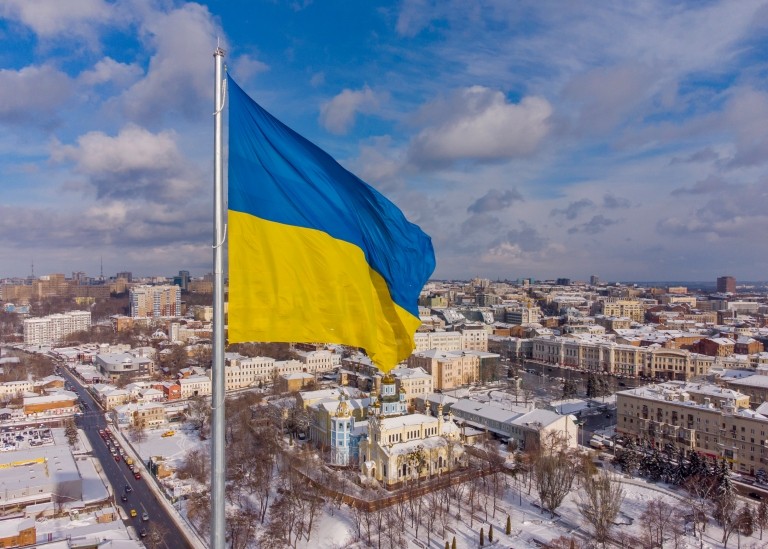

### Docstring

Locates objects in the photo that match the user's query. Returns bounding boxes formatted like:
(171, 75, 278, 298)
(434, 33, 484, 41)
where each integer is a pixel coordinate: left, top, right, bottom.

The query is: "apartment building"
(617, 381, 768, 476)
(407, 350, 479, 391)
(531, 335, 718, 380)
(389, 366, 433, 404)
(294, 349, 338, 374)
(23, 310, 91, 345)
(413, 329, 489, 353)
(595, 298, 647, 323)
(129, 285, 181, 318)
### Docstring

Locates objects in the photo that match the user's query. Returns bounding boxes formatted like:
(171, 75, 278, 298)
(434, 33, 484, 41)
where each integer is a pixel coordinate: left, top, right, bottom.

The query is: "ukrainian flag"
(227, 75, 435, 373)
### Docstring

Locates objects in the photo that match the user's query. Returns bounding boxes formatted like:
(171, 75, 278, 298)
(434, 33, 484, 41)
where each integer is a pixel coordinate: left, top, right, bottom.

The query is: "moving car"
(121, 495, 128, 502)
(142, 512, 149, 521)
(140, 529, 147, 538)
(130, 509, 137, 517)
(134, 472, 141, 480)
(125, 485, 132, 493)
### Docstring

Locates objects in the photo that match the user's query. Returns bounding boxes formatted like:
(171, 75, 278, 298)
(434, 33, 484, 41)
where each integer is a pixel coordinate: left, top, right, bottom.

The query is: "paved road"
(61, 367, 191, 549)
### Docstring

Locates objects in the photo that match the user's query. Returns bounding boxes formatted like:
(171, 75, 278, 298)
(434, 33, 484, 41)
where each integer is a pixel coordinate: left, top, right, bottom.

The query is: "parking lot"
(0, 425, 54, 451)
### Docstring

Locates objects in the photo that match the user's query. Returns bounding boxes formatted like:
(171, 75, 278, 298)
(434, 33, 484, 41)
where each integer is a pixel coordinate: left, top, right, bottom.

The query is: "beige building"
(407, 350, 480, 391)
(359, 411, 463, 487)
(531, 335, 720, 380)
(596, 298, 646, 323)
(617, 381, 768, 476)
(179, 376, 211, 398)
(131, 402, 166, 428)
(295, 349, 338, 374)
(276, 372, 315, 393)
(390, 367, 433, 405)
(413, 329, 489, 353)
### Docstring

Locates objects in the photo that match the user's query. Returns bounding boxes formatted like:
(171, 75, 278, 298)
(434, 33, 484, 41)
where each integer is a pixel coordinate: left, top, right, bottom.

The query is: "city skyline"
(2, 1, 768, 281)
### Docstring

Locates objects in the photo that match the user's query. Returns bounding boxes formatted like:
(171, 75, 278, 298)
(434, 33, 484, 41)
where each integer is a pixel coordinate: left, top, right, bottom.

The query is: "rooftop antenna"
(31, 258, 34, 279)
(100, 256, 104, 280)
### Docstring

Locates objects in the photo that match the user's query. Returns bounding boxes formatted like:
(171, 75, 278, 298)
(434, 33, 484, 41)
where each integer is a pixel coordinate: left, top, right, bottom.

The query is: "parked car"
(142, 512, 149, 521)
(130, 509, 137, 517)
(125, 485, 132, 493)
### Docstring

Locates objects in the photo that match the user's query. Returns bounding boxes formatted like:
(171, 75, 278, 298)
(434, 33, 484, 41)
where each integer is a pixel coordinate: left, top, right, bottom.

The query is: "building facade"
(23, 310, 91, 345)
(617, 381, 768, 476)
(129, 285, 181, 318)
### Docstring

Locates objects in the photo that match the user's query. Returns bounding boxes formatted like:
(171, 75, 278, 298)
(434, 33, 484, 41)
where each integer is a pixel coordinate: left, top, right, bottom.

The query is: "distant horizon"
(5, 271, 768, 291)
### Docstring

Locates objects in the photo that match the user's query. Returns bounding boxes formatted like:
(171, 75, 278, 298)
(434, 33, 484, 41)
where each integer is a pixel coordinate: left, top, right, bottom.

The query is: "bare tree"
(577, 470, 625, 546)
(423, 490, 441, 546)
(714, 490, 741, 547)
(227, 506, 258, 549)
(186, 490, 211, 539)
(533, 430, 577, 517)
(639, 497, 676, 548)
(177, 447, 210, 484)
(683, 474, 716, 538)
(185, 395, 211, 439)
(127, 422, 147, 445)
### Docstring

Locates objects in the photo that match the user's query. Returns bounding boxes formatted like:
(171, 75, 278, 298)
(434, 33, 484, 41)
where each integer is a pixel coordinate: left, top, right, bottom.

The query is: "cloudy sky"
(2, 0, 768, 283)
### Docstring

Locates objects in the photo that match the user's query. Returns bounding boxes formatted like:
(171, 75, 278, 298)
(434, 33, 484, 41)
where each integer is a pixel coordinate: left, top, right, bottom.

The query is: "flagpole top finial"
(214, 38, 226, 57)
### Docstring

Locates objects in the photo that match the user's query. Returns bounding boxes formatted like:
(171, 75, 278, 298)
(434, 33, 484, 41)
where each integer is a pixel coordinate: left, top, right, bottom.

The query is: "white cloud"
(319, 86, 383, 134)
(0, 0, 114, 40)
(396, 0, 438, 37)
(118, 3, 219, 123)
(0, 64, 73, 123)
(52, 124, 199, 202)
(78, 57, 143, 88)
(408, 86, 552, 167)
(231, 54, 270, 82)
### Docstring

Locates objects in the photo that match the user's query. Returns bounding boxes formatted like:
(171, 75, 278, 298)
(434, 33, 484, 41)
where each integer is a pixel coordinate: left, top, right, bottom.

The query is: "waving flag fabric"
(227, 75, 435, 372)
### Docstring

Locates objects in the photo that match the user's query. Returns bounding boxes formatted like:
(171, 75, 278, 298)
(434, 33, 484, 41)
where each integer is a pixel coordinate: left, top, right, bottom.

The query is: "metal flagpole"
(211, 45, 226, 549)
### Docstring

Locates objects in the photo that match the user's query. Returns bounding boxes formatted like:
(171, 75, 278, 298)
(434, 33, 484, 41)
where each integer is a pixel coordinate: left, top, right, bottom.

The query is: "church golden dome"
(336, 398, 351, 418)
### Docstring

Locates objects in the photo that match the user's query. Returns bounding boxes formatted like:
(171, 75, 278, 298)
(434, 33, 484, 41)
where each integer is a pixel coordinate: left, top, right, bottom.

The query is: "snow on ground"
(288, 467, 765, 549)
(35, 510, 132, 544)
(76, 454, 110, 503)
(127, 424, 202, 469)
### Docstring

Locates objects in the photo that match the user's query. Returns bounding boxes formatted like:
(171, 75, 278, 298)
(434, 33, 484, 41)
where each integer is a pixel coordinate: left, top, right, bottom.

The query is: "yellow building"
(597, 298, 646, 323)
(407, 350, 479, 391)
(359, 408, 463, 487)
(617, 382, 768, 476)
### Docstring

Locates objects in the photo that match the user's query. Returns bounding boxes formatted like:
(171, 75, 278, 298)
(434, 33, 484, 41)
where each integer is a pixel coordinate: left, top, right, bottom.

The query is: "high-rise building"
(172, 270, 190, 291)
(23, 310, 91, 345)
(116, 271, 133, 282)
(590, 275, 600, 286)
(717, 276, 736, 294)
(129, 285, 181, 318)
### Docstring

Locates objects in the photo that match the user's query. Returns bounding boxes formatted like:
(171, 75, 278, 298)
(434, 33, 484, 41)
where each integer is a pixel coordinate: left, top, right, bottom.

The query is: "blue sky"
(2, 0, 768, 283)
